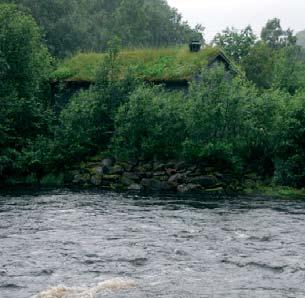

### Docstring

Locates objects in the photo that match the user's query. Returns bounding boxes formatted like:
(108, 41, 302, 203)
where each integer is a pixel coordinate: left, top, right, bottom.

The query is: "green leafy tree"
(296, 30, 305, 48)
(0, 3, 51, 99)
(113, 85, 186, 160)
(0, 4, 52, 181)
(213, 26, 256, 62)
(3, 0, 202, 57)
(272, 46, 305, 94)
(273, 91, 305, 186)
(261, 18, 296, 49)
(241, 42, 275, 89)
(52, 42, 138, 167)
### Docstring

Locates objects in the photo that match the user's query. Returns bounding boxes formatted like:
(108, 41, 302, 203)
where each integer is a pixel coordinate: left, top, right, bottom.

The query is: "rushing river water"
(1, 190, 305, 297)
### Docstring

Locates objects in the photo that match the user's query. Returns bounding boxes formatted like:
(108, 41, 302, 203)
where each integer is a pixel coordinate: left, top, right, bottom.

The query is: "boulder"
(175, 161, 187, 171)
(102, 174, 121, 182)
(153, 171, 167, 177)
(123, 172, 140, 182)
(126, 159, 138, 171)
(136, 162, 153, 172)
(141, 178, 176, 191)
(128, 184, 143, 191)
(121, 176, 134, 186)
(91, 175, 102, 186)
(168, 173, 186, 184)
(189, 175, 218, 188)
(187, 165, 197, 172)
(177, 184, 202, 193)
(166, 168, 177, 176)
(91, 166, 108, 175)
(153, 162, 167, 171)
(72, 174, 82, 184)
(109, 165, 124, 175)
(102, 158, 115, 167)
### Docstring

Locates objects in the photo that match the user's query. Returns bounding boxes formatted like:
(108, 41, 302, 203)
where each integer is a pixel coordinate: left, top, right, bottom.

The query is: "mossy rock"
(102, 174, 121, 182)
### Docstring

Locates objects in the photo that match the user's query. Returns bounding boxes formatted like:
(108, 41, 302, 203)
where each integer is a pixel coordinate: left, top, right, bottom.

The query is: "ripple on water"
(1, 190, 305, 298)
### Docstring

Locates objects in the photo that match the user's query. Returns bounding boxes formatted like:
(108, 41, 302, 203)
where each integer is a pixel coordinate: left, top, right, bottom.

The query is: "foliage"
(3, 5, 305, 190)
(113, 85, 186, 160)
(52, 88, 111, 168)
(0, 3, 52, 99)
(296, 30, 305, 48)
(0, 4, 53, 181)
(273, 91, 305, 186)
(3, 0, 203, 57)
(183, 65, 256, 170)
(212, 26, 257, 62)
(272, 46, 305, 94)
(261, 18, 296, 49)
(51, 44, 138, 168)
(241, 42, 275, 89)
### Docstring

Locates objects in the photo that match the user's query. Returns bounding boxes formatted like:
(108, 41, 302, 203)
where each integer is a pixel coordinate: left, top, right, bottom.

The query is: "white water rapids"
(33, 278, 136, 298)
(1, 190, 305, 297)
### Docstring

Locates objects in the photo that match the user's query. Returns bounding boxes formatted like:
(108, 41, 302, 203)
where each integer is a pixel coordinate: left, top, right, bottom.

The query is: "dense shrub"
(273, 91, 305, 186)
(113, 85, 186, 160)
(0, 4, 52, 181)
(182, 66, 256, 171)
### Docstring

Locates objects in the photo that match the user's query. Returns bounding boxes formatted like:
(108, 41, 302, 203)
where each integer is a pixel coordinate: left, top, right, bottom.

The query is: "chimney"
(189, 40, 201, 52)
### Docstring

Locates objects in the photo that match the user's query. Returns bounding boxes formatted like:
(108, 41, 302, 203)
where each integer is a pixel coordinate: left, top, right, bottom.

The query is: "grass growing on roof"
(51, 46, 221, 82)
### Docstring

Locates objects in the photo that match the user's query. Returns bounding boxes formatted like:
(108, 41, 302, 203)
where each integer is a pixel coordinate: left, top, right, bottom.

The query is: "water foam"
(33, 278, 137, 298)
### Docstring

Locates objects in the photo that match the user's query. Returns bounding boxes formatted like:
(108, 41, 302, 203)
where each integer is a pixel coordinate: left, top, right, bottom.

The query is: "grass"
(245, 184, 305, 199)
(51, 46, 222, 82)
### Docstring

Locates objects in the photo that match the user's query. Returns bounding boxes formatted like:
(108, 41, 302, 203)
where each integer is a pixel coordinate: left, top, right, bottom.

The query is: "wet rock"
(91, 166, 108, 175)
(176, 161, 187, 171)
(123, 172, 140, 182)
(188, 165, 197, 172)
(144, 172, 153, 179)
(158, 176, 170, 182)
(91, 175, 102, 186)
(73, 173, 90, 184)
(189, 175, 218, 188)
(166, 168, 177, 176)
(137, 162, 153, 172)
(153, 162, 166, 171)
(188, 168, 202, 177)
(121, 176, 134, 186)
(215, 172, 224, 180)
(153, 171, 167, 177)
(164, 162, 176, 169)
(204, 187, 224, 193)
(128, 184, 143, 191)
(102, 158, 115, 167)
(177, 184, 202, 193)
(141, 179, 176, 191)
(102, 175, 121, 182)
(168, 173, 186, 184)
(109, 165, 124, 175)
(126, 159, 138, 171)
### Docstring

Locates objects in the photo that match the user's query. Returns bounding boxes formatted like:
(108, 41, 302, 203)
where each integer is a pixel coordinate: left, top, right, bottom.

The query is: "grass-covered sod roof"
(51, 46, 227, 83)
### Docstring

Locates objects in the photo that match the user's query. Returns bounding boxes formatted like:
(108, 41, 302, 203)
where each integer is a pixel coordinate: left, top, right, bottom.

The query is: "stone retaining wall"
(71, 158, 241, 193)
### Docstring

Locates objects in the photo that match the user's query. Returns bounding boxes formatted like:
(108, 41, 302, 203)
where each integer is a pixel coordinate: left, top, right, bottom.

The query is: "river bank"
(2, 156, 305, 199)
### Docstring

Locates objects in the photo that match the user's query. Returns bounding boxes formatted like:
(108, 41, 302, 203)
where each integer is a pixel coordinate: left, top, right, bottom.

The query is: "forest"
(1, 1, 305, 190)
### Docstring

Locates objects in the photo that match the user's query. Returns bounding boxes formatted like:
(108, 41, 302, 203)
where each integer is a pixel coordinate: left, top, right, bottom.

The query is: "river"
(0, 190, 305, 297)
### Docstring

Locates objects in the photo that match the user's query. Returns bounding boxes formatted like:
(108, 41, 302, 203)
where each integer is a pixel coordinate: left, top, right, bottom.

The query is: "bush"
(52, 88, 111, 168)
(0, 4, 53, 180)
(273, 91, 305, 186)
(182, 65, 258, 171)
(113, 84, 186, 160)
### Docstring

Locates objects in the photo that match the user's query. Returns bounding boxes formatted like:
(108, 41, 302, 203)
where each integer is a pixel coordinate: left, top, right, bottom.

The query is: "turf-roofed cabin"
(50, 45, 232, 109)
